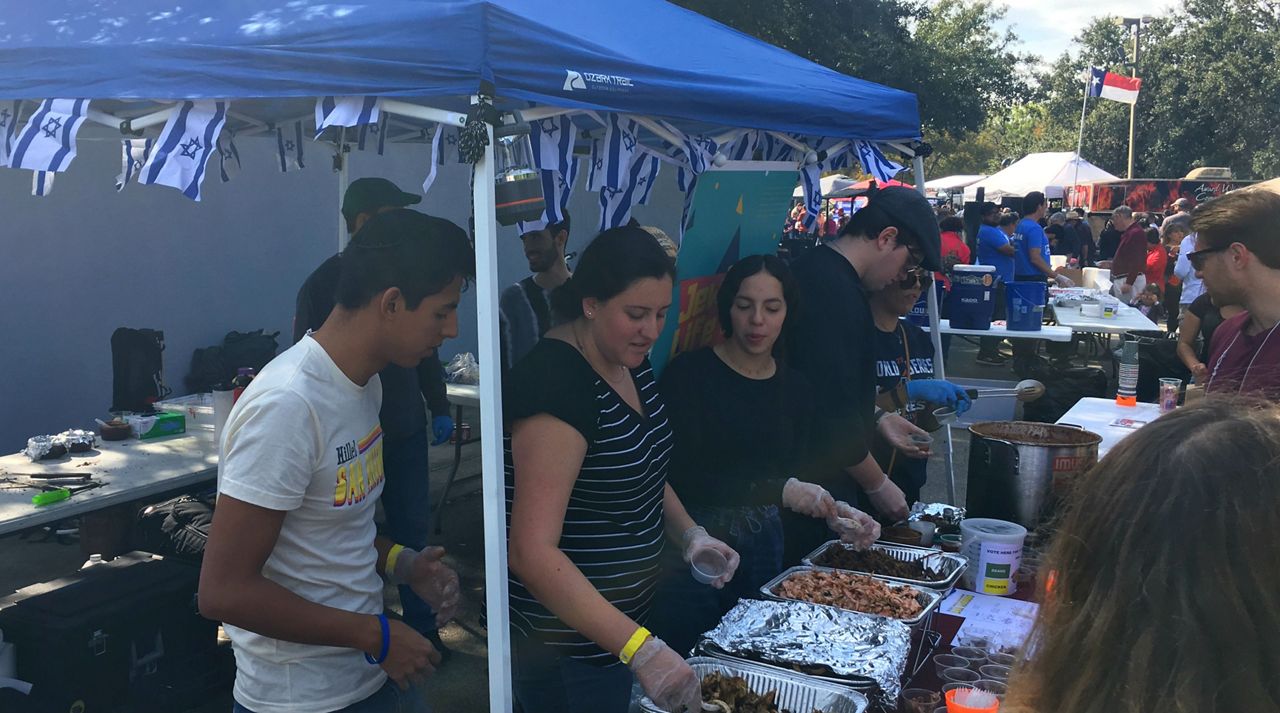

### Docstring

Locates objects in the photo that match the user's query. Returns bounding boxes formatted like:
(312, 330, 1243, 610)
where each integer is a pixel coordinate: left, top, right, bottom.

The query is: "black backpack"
(135, 489, 216, 562)
(185, 329, 280, 393)
(110, 328, 172, 412)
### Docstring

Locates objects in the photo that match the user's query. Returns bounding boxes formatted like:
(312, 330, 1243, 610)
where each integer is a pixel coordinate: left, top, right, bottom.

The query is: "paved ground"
(0, 332, 1090, 711)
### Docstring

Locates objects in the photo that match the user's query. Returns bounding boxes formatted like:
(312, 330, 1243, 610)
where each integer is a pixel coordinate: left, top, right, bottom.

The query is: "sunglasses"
(1187, 245, 1229, 270)
(898, 267, 932, 290)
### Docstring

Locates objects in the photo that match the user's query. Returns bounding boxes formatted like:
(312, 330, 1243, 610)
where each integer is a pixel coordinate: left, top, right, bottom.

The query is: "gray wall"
(0, 135, 682, 451)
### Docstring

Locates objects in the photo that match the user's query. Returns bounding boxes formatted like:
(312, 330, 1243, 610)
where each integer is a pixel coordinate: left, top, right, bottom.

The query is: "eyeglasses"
(898, 267, 933, 290)
(1187, 245, 1229, 270)
(897, 240, 924, 269)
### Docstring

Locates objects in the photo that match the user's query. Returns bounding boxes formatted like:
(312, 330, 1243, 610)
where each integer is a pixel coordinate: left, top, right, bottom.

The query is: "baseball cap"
(342, 178, 422, 222)
(865, 186, 942, 271)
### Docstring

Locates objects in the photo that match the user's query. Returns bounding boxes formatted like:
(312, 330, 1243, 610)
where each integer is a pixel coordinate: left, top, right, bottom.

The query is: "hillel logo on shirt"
(332, 425, 385, 508)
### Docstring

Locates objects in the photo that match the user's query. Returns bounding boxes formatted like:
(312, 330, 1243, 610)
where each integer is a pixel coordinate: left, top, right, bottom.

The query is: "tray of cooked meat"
(801, 541, 967, 592)
(637, 656, 868, 713)
(760, 566, 941, 628)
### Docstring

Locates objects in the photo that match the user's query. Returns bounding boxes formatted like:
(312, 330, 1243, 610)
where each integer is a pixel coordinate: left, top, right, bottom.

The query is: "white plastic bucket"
(960, 518, 1027, 596)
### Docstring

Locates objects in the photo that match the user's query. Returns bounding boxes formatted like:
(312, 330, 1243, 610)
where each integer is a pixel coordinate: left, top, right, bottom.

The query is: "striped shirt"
(504, 339, 671, 665)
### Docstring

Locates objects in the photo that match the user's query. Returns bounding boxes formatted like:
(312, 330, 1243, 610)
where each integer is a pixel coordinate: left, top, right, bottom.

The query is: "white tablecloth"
(927, 319, 1073, 342)
(1056, 397, 1163, 457)
(1052, 304, 1161, 335)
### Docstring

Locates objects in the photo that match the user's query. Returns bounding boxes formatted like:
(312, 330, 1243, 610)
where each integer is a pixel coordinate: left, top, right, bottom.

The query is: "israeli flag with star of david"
(587, 114, 639, 192)
(800, 164, 823, 233)
(529, 115, 574, 175)
(723, 131, 758, 162)
(9, 99, 90, 173)
(516, 158, 580, 234)
(314, 96, 381, 139)
(357, 113, 389, 156)
(277, 120, 306, 172)
(0, 100, 20, 168)
(218, 134, 241, 183)
(139, 100, 228, 201)
(598, 154, 661, 231)
(115, 138, 153, 191)
(32, 171, 54, 196)
(855, 141, 904, 183)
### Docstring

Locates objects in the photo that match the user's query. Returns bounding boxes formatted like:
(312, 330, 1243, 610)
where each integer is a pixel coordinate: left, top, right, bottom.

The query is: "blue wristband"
(364, 613, 390, 665)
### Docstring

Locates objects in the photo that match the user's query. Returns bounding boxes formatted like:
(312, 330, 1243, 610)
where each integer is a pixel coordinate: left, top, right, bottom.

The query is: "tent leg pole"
(336, 143, 349, 252)
(914, 156, 958, 506)
(473, 100, 514, 713)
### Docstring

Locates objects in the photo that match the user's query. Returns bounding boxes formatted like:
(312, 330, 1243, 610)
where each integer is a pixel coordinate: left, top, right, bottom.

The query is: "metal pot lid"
(968, 420, 1103, 447)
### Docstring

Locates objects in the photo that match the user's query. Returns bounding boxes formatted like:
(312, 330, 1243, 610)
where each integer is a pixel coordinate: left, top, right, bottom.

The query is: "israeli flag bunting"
(759, 132, 796, 163)
(0, 100, 19, 168)
(725, 131, 758, 161)
(218, 134, 241, 183)
(10, 99, 90, 173)
(516, 158, 580, 234)
(356, 112, 389, 155)
(826, 145, 853, 172)
(598, 154, 661, 231)
(801, 164, 823, 233)
(277, 120, 306, 172)
(32, 171, 54, 196)
(314, 96, 381, 139)
(115, 138, 153, 191)
(139, 100, 228, 201)
(530, 115, 575, 175)
(421, 123, 444, 194)
(855, 141, 905, 183)
(588, 114, 639, 191)
(679, 134, 718, 176)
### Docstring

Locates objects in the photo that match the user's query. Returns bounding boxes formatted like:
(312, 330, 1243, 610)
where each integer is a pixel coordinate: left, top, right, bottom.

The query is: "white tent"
(963, 152, 1119, 202)
(792, 173, 856, 198)
(924, 174, 986, 191)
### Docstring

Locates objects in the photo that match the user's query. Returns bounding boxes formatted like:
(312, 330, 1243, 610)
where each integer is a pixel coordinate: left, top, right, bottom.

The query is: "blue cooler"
(906, 280, 946, 327)
(947, 265, 998, 330)
(1006, 280, 1048, 331)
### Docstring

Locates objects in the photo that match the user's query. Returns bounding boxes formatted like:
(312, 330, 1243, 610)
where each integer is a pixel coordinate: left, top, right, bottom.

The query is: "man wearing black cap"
(499, 213, 571, 373)
(293, 178, 457, 658)
(784, 187, 970, 558)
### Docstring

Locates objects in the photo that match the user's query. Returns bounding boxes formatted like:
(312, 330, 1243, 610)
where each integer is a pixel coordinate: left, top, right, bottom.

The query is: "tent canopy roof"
(924, 174, 985, 191)
(0, 0, 921, 142)
(964, 152, 1118, 201)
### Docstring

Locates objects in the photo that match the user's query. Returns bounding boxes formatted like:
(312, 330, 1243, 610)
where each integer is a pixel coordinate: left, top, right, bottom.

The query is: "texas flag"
(1088, 67, 1142, 104)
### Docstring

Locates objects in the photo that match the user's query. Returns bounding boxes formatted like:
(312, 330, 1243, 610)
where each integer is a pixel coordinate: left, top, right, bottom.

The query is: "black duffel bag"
(1123, 330, 1191, 402)
(135, 489, 216, 561)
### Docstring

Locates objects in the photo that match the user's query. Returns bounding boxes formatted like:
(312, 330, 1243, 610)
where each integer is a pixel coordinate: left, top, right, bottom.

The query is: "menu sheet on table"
(939, 589, 1039, 650)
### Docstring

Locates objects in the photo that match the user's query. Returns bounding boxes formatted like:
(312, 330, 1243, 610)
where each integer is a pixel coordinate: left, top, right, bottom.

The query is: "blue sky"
(991, 0, 1173, 65)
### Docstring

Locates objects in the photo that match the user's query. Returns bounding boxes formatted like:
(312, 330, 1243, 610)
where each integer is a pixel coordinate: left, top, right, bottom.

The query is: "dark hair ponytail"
(550, 225, 676, 320)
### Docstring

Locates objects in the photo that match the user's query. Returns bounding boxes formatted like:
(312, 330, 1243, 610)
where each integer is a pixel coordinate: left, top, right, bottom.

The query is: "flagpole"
(1126, 22, 1142, 179)
(1074, 71, 1090, 206)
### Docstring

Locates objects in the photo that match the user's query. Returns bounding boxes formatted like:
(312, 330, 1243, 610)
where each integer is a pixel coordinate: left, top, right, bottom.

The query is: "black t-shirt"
(870, 320, 935, 491)
(1189, 293, 1226, 364)
(660, 347, 815, 508)
(503, 339, 671, 664)
(785, 245, 875, 487)
(1098, 225, 1122, 261)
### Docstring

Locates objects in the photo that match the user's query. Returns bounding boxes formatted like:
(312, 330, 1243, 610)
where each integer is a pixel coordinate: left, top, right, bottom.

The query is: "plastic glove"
(905, 379, 973, 415)
(877, 413, 931, 459)
(865, 475, 909, 521)
(431, 414, 455, 446)
(395, 546, 461, 625)
(781, 478, 836, 519)
(1055, 273, 1075, 287)
(630, 636, 702, 713)
(826, 501, 881, 550)
(681, 526, 741, 589)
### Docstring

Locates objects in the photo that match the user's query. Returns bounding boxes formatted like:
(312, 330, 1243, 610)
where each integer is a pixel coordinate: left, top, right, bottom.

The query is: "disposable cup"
(979, 664, 1010, 682)
(951, 647, 987, 667)
(941, 667, 980, 684)
(690, 548, 727, 585)
(985, 652, 1016, 667)
(933, 654, 970, 677)
(900, 688, 940, 713)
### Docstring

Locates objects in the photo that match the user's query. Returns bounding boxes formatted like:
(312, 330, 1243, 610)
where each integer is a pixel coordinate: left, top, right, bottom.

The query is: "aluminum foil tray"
(908, 501, 965, 526)
(760, 566, 943, 629)
(699, 599, 909, 704)
(802, 541, 968, 592)
(637, 655, 868, 713)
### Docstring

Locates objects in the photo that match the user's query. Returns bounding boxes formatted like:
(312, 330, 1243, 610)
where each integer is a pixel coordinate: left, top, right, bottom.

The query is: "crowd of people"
(188, 174, 1280, 713)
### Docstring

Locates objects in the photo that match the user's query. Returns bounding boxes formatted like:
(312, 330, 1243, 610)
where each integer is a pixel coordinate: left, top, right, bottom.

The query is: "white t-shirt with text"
(218, 335, 387, 713)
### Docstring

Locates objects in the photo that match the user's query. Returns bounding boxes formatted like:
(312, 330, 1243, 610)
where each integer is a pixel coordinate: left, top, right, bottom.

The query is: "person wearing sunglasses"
(785, 187, 964, 532)
(1189, 188, 1280, 397)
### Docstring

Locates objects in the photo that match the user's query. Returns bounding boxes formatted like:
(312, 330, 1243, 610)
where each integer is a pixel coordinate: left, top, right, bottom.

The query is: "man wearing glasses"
(1189, 188, 1280, 397)
(784, 188, 969, 551)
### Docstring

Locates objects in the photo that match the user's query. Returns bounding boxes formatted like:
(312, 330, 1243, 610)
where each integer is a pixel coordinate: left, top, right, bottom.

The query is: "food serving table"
(925, 320, 1073, 342)
(1051, 303, 1161, 335)
(433, 383, 482, 532)
(0, 433, 218, 538)
(1055, 396, 1162, 458)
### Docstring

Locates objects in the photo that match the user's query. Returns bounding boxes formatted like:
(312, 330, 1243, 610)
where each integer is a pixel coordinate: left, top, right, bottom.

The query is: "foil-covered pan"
(908, 501, 965, 526)
(802, 541, 968, 593)
(699, 599, 908, 704)
(760, 566, 942, 629)
(637, 655, 869, 713)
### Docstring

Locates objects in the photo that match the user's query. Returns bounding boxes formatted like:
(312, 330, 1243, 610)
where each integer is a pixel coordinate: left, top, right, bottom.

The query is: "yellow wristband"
(618, 626, 651, 666)
(385, 544, 406, 577)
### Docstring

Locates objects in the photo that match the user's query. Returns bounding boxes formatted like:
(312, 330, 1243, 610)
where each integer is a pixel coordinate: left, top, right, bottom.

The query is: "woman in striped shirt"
(505, 226, 741, 713)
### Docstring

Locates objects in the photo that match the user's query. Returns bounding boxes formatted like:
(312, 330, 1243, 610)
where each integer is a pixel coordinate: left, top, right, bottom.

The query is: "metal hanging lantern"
(493, 126, 545, 226)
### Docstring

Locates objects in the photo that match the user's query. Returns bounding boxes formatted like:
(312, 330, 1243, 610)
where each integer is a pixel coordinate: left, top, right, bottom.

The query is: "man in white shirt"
(199, 210, 474, 713)
(1170, 217, 1203, 322)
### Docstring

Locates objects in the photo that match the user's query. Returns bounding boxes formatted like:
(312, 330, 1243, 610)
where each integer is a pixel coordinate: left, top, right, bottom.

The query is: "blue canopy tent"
(1, 3, 945, 709)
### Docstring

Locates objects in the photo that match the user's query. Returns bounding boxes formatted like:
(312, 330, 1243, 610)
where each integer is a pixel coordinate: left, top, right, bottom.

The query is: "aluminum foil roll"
(701, 599, 910, 703)
(909, 501, 965, 526)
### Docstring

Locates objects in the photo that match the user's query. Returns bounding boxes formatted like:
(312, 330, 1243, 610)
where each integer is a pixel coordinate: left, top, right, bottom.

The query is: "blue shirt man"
(977, 223, 1015, 283)
(1014, 217, 1050, 277)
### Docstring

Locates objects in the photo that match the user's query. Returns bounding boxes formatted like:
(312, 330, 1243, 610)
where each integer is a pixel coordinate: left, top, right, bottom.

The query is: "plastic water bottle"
(231, 367, 256, 403)
(1116, 341, 1139, 407)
